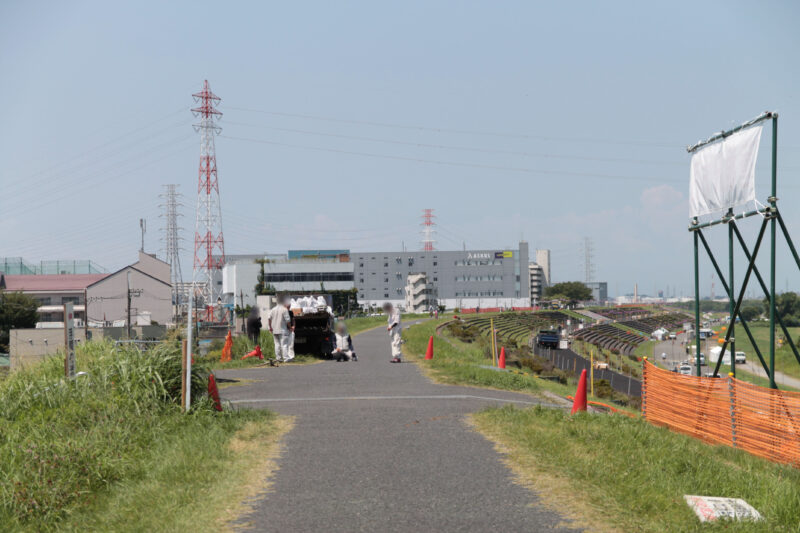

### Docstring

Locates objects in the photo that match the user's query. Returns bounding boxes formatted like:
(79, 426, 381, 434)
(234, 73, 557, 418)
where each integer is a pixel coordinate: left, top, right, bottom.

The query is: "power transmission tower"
(191, 80, 225, 321)
(161, 184, 185, 322)
(421, 209, 436, 251)
(582, 237, 595, 283)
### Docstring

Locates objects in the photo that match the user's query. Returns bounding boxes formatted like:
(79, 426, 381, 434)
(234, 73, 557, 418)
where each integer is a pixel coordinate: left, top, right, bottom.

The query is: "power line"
(219, 133, 681, 184)
(225, 106, 681, 148)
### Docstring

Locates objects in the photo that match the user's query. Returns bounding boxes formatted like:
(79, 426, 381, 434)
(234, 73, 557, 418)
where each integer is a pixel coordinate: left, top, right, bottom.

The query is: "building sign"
(683, 495, 762, 522)
(467, 252, 491, 260)
(494, 251, 513, 259)
(64, 302, 76, 378)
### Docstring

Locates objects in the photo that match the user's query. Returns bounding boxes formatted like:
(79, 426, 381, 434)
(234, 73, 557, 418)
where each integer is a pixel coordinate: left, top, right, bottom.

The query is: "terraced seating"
(460, 311, 571, 345)
(591, 307, 651, 321)
(574, 323, 644, 355)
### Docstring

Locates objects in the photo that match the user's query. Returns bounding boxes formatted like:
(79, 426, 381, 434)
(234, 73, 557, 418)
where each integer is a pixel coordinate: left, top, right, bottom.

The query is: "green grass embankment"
(403, 320, 633, 408)
(473, 405, 800, 532)
(0, 340, 286, 532)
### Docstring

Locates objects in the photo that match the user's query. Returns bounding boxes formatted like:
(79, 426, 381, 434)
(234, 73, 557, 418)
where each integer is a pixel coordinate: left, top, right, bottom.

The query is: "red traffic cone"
(208, 374, 223, 412)
(498, 347, 506, 369)
(243, 345, 263, 360)
(425, 336, 434, 360)
(571, 369, 588, 414)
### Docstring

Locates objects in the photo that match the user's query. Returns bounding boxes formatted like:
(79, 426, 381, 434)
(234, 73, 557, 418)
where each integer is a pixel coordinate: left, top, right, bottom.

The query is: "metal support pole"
(694, 229, 701, 376)
(769, 115, 779, 389)
(696, 230, 770, 376)
(729, 215, 736, 376)
(710, 218, 769, 378)
(731, 221, 800, 367)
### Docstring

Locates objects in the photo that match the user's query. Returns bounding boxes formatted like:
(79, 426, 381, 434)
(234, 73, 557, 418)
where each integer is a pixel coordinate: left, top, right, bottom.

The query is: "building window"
(62, 296, 80, 304)
(359, 263, 364, 267)
(36, 297, 52, 306)
(433, 261, 437, 266)
(359, 278, 364, 283)
(384, 293, 389, 298)
(384, 278, 389, 283)
(433, 277, 438, 282)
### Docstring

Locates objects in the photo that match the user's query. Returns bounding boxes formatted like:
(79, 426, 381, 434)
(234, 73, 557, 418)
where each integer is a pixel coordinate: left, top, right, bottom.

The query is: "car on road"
(661, 352, 667, 360)
(735, 351, 746, 364)
(679, 364, 693, 375)
(668, 332, 677, 340)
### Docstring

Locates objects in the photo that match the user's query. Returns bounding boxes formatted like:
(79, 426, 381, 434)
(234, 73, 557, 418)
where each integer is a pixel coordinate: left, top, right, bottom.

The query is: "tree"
(0, 291, 39, 352)
(762, 292, 800, 326)
(544, 281, 593, 302)
(254, 259, 277, 296)
(739, 304, 761, 322)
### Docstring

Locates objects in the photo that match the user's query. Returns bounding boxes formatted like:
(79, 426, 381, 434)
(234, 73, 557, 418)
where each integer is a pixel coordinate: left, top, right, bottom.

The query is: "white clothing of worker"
(332, 331, 356, 361)
(386, 307, 403, 362)
(285, 309, 296, 361)
(268, 304, 291, 361)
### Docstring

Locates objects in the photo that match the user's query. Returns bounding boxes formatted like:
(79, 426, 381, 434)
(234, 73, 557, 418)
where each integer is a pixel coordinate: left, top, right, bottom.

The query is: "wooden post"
(181, 339, 188, 412)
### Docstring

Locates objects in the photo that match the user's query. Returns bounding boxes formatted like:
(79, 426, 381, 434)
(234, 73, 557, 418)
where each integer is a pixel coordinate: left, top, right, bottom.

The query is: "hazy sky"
(2, 1, 799, 297)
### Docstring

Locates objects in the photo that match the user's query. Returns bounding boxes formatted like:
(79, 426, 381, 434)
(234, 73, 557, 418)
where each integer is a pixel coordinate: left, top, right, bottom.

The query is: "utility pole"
(139, 218, 146, 252)
(126, 270, 142, 339)
(127, 271, 132, 338)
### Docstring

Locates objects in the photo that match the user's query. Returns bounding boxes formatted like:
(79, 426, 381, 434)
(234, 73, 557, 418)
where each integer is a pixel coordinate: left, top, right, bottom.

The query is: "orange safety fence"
(643, 360, 800, 467)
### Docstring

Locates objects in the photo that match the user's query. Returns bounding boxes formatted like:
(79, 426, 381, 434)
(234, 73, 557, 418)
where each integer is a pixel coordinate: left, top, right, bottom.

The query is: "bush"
(0, 340, 215, 526)
(593, 379, 614, 399)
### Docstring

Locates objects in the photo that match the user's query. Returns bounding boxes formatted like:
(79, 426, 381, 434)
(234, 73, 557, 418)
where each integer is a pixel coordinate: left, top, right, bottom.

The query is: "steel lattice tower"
(160, 184, 185, 322)
(421, 209, 436, 251)
(191, 80, 225, 320)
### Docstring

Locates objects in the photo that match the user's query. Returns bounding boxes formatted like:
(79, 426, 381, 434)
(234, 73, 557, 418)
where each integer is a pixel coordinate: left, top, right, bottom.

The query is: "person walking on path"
(268, 297, 291, 362)
(383, 302, 403, 363)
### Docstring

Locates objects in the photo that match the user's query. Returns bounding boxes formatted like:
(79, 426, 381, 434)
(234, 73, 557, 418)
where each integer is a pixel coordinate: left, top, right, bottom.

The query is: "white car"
(679, 364, 693, 375)
(735, 352, 746, 364)
(668, 332, 677, 340)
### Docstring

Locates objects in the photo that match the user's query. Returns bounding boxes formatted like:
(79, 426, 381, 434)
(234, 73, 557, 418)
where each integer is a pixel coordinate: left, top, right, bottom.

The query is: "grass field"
(718, 322, 800, 380)
(472, 406, 800, 532)
(403, 320, 635, 409)
(0, 340, 286, 531)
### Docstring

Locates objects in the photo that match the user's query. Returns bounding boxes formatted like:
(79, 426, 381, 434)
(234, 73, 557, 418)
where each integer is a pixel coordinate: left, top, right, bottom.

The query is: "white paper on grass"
(689, 125, 762, 219)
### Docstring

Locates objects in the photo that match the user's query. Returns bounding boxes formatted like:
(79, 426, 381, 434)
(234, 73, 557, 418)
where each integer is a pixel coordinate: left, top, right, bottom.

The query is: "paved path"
(219, 325, 580, 532)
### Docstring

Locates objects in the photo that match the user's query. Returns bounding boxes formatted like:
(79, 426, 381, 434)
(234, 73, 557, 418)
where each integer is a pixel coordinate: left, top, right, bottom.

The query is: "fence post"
(728, 373, 737, 448)
(642, 357, 648, 419)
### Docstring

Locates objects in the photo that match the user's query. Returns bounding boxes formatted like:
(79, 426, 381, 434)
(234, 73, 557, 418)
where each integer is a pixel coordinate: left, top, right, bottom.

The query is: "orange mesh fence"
(643, 361, 800, 467)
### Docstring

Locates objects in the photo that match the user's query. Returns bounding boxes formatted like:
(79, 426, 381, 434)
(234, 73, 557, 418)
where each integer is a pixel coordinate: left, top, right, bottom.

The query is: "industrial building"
(352, 242, 530, 309)
(585, 281, 609, 303)
(529, 249, 551, 305)
(220, 251, 354, 306)
(404, 273, 437, 313)
(218, 242, 531, 310)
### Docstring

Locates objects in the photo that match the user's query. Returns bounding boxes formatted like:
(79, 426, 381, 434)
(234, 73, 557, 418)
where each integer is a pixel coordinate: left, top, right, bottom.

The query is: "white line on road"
(229, 394, 551, 406)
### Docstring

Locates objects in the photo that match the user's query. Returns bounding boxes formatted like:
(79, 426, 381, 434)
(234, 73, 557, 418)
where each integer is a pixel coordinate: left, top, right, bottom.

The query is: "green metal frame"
(687, 111, 790, 388)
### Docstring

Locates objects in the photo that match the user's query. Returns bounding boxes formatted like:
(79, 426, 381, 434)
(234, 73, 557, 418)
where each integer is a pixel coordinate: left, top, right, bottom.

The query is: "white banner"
(689, 125, 762, 219)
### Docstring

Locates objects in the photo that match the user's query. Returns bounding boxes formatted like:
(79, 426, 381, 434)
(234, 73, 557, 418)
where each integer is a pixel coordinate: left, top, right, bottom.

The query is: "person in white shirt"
(268, 298, 292, 362)
(332, 322, 357, 362)
(383, 302, 403, 363)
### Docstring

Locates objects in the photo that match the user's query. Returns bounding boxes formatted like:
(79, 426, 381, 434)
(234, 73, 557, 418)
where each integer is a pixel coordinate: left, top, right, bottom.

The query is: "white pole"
(185, 282, 193, 411)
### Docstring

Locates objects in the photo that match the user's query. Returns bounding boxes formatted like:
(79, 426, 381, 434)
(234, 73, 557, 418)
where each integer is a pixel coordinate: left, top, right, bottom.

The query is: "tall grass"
(0, 339, 231, 530)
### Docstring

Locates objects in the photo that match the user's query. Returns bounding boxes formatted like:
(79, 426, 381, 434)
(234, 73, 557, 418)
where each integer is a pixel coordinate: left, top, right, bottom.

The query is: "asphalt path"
(218, 324, 580, 532)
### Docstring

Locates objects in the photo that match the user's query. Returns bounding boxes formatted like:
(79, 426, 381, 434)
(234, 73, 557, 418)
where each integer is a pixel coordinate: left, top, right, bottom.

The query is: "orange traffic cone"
(208, 374, 223, 411)
(221, 331, 233, 363)
(571, 369, 588, 414)
(243, 345, 263, 360)
(498, 347, 506, 369)
(425, 336, 434, 360)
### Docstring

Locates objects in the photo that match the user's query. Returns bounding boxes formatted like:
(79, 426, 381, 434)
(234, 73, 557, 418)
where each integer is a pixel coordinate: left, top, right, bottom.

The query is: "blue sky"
(2, 1, 799, 297)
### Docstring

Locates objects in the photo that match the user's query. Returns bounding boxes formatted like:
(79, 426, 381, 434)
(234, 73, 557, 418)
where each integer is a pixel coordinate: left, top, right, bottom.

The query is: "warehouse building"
(218, 242, 530, 311)
(219, 251, 354, 306)
(352, 242, 530, 310)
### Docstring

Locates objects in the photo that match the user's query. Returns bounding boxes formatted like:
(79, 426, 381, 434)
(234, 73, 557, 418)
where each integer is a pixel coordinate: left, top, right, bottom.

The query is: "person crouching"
(332, 322, 357, 362)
